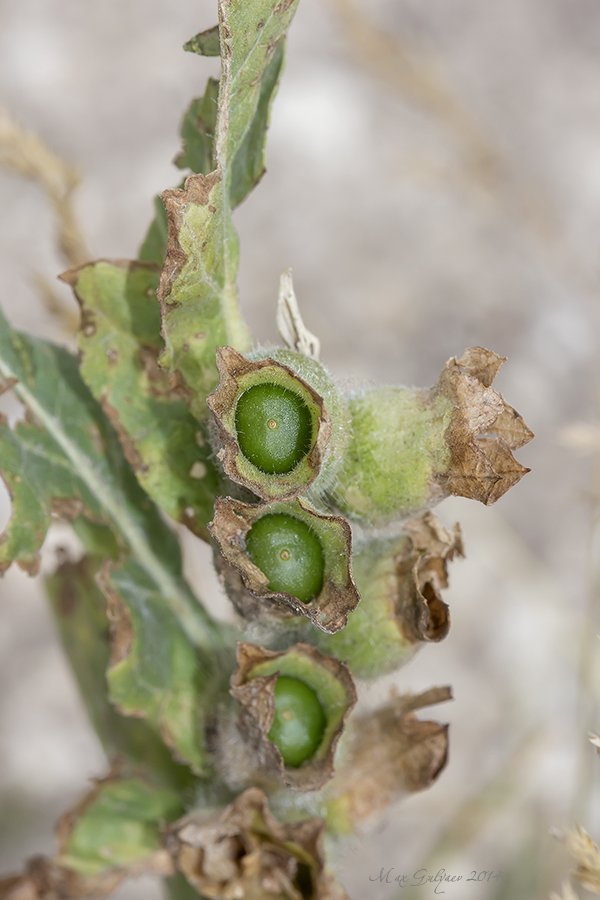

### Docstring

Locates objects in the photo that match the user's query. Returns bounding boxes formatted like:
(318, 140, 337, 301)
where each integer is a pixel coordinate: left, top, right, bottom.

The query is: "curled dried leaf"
(165, 787, 349, 900)
(209, 496, 359, 633)
(401, 511, 463, 643)
(227, 642, 357, 792)
(435, 347, 533, 504)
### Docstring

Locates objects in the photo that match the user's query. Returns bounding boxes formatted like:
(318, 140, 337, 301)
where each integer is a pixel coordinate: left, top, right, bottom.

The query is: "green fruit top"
(245, 513, 325, 604)
(268, 675, 326, 767)
(234, 383, 313, 474)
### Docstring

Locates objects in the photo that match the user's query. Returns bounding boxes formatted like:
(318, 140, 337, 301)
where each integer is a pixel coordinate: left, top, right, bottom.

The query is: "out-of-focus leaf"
(157, 0, 298, 420)
(183, 24, 220, 57)
(57, 775, 181, 877)
(0, 304, 223, 651)
(46, 555, 198, 792)
(99, 559, 221, 776)
(164, 873, 206, 900)
(61, 259, 221, 540)
(140, 75, 219, 267)
(139, 195, 169, 266)
(71, 516, 121, 562)
(175, 77, 219, 175)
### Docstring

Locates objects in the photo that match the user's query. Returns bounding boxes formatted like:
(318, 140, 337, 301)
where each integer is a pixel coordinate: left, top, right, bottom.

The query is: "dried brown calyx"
(209, 496, 359, 634)
(435, 347, 534, 504)
(325, 687, 452, 834)
(165, 787, 350, 900)
(227, 642, 357, 792)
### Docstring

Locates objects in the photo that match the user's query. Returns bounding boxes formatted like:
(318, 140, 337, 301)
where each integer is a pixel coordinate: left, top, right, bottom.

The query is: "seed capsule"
(334, 347, 533, 527)
(235, 383, 313, 474)
(207, 347, 329, 501)
(165, 788, 350, 900)
(268, 675, 327, 767)
(316, 512, 461, 678)
(207, 346, 352, 502)
(209, 497, 359, 633)
(245, 514, 325, 603)
(228, 641, 357, 791)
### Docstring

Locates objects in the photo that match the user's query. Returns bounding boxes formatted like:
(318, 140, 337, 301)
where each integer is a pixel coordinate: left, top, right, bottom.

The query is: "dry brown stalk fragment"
(0, 107, 90, 266)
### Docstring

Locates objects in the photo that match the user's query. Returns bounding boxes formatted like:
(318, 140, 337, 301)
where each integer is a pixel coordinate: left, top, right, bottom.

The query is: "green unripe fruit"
(335, 348, 533, 526)
(267, 675, 326, 767)
(230, 641, 357, 791)
(245, 514, 325, 603)
(210, 497, 358, 632)
(208, 346, 352, 502)
(234, 383, 313, 474)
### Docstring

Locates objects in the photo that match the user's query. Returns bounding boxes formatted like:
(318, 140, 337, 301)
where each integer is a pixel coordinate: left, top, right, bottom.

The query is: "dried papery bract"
(325, 687, 452, 834)
(334, 346, 533, 526)
(227, 642, 357, 792)
(165, 787, 350, 900)
(207, 346, 331, 500)
(316, 511, 462, 677)
(435, 347, 533, 504)
(209, 496, 359, 633)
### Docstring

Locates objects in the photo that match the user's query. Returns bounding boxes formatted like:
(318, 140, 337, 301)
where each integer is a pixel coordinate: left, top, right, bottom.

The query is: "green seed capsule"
(245, 514, 325, 603)
(268, 676, 326, 767)
(234, 383, 313, 474)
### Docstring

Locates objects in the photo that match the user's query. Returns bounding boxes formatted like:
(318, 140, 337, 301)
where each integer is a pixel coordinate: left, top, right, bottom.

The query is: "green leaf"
(71, 516, 121, 562)
(228, 36, 285, 209)
(139, 195, 169, 266)
(184, 24, 220, 57)
(216, 0, 298, 180)
(46, 555, 198, 792)
(157, 0, 299, 420)
(0, 304, 224, 651)
(0, 415, 102, 576)
(99, 558, 221, 776)
(140, 74, 220, 267)
(62, 259, 222, 541)
(165, 873, 208, 900)
(58, 776, 183, 876)
(175, 78, 219, 176)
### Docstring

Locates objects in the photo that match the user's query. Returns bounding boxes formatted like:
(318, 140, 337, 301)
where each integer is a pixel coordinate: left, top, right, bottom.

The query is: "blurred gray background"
(1, 0, 599, 897)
